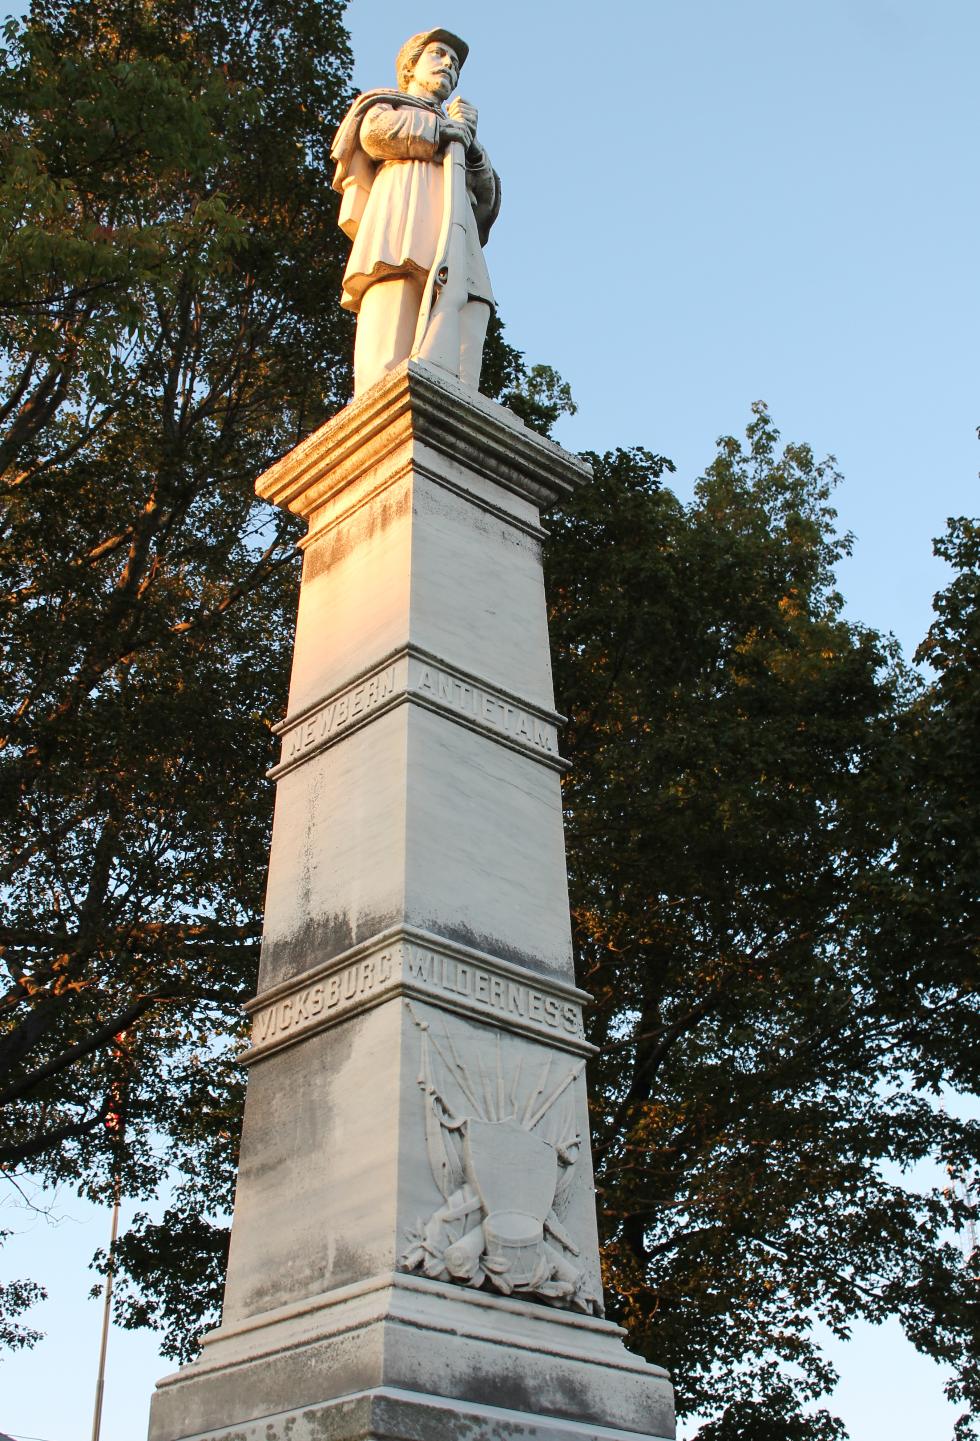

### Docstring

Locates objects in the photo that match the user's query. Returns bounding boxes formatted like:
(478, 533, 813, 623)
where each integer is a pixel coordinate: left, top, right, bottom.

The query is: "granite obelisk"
(148, 28, 674, 1441)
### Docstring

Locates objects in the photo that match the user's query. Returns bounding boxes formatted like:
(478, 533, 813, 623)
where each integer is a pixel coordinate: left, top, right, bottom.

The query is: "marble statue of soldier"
(331, 28, 500, 396)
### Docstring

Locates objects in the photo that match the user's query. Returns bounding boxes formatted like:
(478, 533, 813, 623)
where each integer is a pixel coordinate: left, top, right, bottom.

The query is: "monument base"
(154, 1389, 667, 1441)
(149, 1273, 674, 1441)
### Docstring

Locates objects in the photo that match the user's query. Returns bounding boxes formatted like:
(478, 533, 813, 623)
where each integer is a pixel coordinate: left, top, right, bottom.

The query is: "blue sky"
(2, 4, 977, 1441)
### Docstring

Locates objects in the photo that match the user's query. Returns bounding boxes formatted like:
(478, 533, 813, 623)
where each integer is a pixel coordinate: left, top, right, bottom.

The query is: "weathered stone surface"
(151, 1275, 674, 1441)
(254, 365, 586, 1000)
(155, 1388, 671, 1441)
(147, 363, 674, 1441)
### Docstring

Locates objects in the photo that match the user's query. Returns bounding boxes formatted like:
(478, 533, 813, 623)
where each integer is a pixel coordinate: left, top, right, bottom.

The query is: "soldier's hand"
(447, 97, 478, 136)
(440, 117, 474, 151)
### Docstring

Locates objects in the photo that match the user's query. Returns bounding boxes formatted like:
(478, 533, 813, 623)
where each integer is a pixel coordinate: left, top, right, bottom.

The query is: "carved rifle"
(411, 138, 468, 372)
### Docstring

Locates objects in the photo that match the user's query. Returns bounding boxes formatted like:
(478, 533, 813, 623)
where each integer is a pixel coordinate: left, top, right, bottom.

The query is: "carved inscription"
(248, 939, 587, 1058)
(413, 663, 557, 754)
(253, 951, 394, 1047)
(276, 653, 560, 775)
(405, 945, 583, 1038)
(282, 665, 398, 764)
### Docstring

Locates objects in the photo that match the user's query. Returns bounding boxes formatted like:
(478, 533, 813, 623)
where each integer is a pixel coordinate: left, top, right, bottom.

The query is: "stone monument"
(148, 27, 675, 1441)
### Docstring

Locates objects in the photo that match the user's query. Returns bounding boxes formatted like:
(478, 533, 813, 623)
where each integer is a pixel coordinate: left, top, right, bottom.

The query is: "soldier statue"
(331, 28, 500, 396)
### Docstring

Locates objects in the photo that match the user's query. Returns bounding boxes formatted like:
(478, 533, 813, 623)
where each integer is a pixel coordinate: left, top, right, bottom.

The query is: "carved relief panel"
(400, 1002, 603, 1315)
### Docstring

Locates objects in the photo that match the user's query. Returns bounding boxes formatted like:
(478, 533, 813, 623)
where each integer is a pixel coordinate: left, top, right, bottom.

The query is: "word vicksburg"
(249, 940, 584, 1057)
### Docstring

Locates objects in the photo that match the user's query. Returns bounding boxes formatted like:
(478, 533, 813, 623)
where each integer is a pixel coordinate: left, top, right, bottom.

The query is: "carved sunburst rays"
(405, 1000, 582, 1152)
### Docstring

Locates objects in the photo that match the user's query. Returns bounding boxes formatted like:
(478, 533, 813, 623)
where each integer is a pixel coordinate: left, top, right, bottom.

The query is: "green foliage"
(864, 514, 980, 1436)
(888, 515, 980, 1086)
(481, 309, 577, 436)
(692, 1372, 848, 1440)
(92, 1204, 229, 1355)
(545, 406, 979, 1435)
(0, 0, 355, 1317)
(0, 1230, 45, 1350)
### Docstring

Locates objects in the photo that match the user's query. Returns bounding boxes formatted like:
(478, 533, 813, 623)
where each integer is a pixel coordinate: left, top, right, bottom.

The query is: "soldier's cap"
(396, 28, 469, 91)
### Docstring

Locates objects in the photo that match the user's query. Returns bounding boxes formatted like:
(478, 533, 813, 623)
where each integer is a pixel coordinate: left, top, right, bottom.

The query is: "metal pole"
(90, 1166, 122, 1441)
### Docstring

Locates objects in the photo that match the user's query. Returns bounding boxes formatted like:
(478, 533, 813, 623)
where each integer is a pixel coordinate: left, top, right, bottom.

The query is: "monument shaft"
(148, 363, 675, 1441)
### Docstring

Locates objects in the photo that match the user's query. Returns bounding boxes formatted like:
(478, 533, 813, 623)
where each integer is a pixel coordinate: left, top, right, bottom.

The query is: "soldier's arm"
(360, 103, 441, 161)
(466, 149, 501, 245)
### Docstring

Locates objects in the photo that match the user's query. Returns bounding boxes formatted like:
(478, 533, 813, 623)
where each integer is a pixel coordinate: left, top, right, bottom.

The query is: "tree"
(877, 516, 980, 1096)
(860, 514, 980, 1432)
(0, 1237, 44, 1351)
(545, 408, 979, 1437)
(0, 0, 355, 1343)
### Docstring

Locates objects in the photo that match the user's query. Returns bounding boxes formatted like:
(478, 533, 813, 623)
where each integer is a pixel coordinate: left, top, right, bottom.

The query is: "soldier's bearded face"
(411, 41, 459, 102)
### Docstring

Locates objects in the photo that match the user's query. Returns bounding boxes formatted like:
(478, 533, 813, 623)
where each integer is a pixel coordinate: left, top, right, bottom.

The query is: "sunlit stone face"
(408, 40, 460, 102)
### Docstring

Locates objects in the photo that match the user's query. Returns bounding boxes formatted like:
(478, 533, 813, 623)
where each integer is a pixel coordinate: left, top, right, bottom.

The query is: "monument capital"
(255, 360, 588, 531)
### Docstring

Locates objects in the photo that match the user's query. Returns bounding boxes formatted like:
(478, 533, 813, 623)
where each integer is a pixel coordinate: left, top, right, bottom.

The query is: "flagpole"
(90, 1164, 122, 1441)
(91, 1031, 129, 1441)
